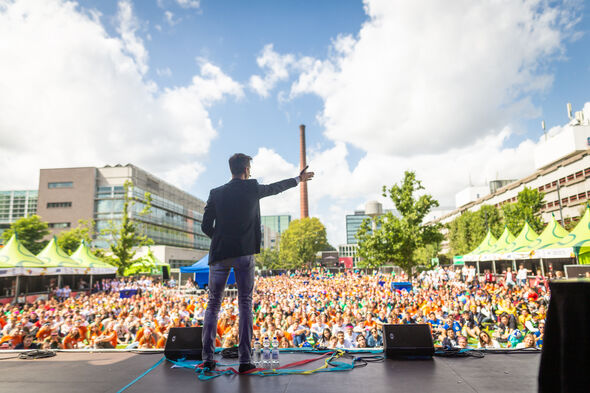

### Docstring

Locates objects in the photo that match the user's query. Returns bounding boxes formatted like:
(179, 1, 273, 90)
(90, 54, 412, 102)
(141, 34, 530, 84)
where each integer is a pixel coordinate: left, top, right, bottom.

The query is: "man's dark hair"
(229, 153, 252, 176)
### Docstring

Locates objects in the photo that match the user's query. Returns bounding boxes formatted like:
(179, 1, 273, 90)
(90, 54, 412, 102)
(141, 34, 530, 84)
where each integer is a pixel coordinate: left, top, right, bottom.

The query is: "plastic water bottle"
(253, 338, 262, 366)
(271, 336, 280, 367)
(262, 336, 271, 368)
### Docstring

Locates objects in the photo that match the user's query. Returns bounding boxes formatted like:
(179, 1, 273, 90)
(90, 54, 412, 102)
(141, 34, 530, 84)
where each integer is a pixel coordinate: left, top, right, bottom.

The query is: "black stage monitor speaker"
(539, 280, 590, 393)
(383, 324, 434, 359)
(164, 327, 203, 360)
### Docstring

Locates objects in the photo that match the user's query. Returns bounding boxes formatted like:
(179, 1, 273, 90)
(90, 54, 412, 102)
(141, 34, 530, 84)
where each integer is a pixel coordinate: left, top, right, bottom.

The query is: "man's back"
(202, 177, 296, 264)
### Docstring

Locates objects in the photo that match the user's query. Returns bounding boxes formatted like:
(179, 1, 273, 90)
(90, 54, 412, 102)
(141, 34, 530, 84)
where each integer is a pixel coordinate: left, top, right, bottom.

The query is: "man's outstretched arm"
(257, 169, 314, 199)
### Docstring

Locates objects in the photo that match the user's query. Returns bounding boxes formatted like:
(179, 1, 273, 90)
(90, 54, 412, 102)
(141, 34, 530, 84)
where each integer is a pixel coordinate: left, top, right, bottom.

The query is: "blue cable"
(116, 357, 165, 393)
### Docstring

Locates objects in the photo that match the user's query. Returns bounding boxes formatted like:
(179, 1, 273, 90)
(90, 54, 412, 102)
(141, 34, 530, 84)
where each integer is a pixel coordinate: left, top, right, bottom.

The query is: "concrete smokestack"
(299, 124, 309, 219)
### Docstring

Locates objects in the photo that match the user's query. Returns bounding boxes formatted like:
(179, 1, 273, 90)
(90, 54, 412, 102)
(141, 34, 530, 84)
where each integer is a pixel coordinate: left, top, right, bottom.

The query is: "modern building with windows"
(260, 215, 291, 250)
(0, 190, 38, 240)
(346, 210, 370, 244)
(261, 215, 291, 234)
(34, 164, 210, 256)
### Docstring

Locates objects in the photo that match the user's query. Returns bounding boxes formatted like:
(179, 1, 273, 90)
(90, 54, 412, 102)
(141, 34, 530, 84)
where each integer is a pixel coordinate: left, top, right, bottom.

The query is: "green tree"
(414, 242, 442, 270)
(447, 205, 502, 256)
(255, 248, 281, 270)
(1, 215, 49, 254)
(357, 171, 443, 277)
(278, 217, 329, 269)
(100, 181, 154, 275)
(501, 187, 545, 234)
(56, 219, 95, 255)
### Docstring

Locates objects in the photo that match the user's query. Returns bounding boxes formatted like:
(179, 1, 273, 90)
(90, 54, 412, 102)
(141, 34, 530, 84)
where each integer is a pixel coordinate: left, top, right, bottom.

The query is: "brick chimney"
(299, 124, 309, 219)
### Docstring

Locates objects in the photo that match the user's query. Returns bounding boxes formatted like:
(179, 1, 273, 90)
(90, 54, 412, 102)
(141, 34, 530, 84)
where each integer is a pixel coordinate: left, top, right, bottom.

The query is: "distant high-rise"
(299, 124, 309, 219)
(0, 190, 38, 241)
(346, 210, 370, 244)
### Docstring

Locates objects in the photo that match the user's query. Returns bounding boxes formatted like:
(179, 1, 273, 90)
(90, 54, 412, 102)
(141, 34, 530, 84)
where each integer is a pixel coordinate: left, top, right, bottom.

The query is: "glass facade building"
(0, 190, 38, 242)
(260, 215, 291, 250)
(261, 215, 291, 234)
(346, 211, 370, 244)
(91, 165, 210, 251)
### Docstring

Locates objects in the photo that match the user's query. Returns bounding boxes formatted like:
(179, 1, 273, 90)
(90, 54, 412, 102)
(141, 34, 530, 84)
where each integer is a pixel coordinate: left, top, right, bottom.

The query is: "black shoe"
(202, 360, 216, 371)
(239, 363, 257, 373)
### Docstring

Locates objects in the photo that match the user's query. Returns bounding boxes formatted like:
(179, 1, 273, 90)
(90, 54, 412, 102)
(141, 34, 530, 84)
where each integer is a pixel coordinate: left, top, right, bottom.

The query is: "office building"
(261, 215, 291, 235)
(260, 215, 291, 250)
(346, 211, 370, 244)
(35, 164, 210, 252)
(0, 190, 38, 240)
(338, 243, 360, 266)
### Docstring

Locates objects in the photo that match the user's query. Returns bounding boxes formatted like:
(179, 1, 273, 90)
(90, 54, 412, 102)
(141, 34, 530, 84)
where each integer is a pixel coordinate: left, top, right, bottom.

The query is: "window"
(48, 182, 73, 189)
(47, 202, 72, 208)
(49, 222, 71, 229)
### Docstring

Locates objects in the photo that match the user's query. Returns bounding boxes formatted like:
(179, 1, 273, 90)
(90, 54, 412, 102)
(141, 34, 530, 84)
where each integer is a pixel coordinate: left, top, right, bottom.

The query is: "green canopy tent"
(479, 227, 515, 261)
(71, 240, 117, 274)
(500, 222, 539, 260)
(0, 234, 60, 300)
(537, 207, 590, 264)
(0, 234, 58, 276)
(37, 237, 86, 273)
(71, 240, 117, 289)
(508, 215, 569, 259)
(37, 237, 89, 289)
(462, 230, 497, 262)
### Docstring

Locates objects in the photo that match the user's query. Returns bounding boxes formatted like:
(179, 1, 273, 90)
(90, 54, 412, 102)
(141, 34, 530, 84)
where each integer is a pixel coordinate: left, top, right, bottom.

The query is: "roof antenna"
(542, 120, 547, 141)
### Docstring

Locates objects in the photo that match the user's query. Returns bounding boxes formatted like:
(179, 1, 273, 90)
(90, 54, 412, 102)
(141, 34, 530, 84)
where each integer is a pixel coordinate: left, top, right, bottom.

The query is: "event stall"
(123, 250, 170, 278)
(180, 254, 236, 289)
(0, 235, 60, 299)
(70, 240, 117, 289)
(457, 208, 590, 277)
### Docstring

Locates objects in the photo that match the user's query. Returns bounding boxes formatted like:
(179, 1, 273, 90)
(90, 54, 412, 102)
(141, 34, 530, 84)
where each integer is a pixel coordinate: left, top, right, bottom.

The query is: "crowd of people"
(0, 265, 552, 351)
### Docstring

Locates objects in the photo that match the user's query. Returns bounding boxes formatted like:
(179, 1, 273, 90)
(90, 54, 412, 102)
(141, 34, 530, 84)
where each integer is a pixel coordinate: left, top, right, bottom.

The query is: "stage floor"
(0, 351, 541, 393)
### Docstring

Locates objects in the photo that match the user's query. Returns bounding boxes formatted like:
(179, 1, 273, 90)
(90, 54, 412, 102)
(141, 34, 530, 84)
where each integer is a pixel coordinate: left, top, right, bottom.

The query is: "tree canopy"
(255, 248, 281, 270)
(357, 171, 443, 276)
(56, 219, 95, 255)
(1, 215, 49, 254)
(99, 181, 154, 275)
(278, 217, 329, 269)
(448, 187, 545, 256)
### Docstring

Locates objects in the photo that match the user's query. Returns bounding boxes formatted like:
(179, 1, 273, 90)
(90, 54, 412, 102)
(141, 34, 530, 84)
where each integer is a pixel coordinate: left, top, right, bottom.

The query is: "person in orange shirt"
(363, 313, 377, 329)
(36, 322, 53, 341)
(138, 327, 158, 349)
(94, 323, 117, 349)
(87, 324, 102, 347)
(62, 328, 82, 349)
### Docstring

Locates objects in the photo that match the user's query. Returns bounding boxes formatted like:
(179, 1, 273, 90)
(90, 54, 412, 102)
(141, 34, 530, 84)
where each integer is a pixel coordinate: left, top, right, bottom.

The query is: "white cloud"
(249, 44, 296, 97)
(164, 10, 180, 26)
(176, 0, 200, 9)
(253, 126, 540, 246)
(156, 67, 172, 77)
(116, 1, 148, 75)
(0, 0, 242, 191)
(290, 0, 576, 156)
(245, 0, 580, 245)
(252, 148, 300, 216)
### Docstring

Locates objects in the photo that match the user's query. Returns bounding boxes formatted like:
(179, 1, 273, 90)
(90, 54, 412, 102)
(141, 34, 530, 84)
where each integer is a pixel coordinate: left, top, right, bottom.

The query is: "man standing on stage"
(201, 153, 314, 372)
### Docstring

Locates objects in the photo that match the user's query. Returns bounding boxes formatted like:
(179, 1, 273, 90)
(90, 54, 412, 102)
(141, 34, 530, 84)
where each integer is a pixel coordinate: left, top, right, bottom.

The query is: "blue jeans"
(202, 255, 255, 364)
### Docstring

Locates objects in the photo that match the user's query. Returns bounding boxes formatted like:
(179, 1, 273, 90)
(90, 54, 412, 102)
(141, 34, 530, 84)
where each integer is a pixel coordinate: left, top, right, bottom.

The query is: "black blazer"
(201, 177, 297, 264)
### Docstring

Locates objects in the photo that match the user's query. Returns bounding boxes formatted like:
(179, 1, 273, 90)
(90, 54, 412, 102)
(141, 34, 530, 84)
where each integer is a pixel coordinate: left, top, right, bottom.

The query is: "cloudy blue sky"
(0, 0, 589, 245)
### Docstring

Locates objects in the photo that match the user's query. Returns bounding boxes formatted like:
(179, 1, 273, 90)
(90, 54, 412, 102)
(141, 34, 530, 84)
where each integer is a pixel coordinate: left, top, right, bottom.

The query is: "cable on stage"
(168, 349, 385, 381)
